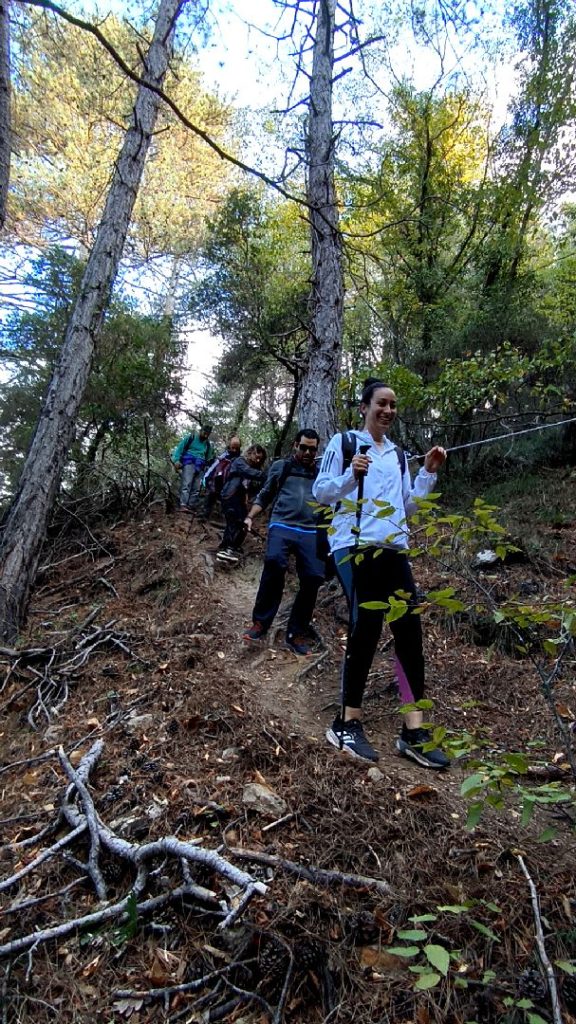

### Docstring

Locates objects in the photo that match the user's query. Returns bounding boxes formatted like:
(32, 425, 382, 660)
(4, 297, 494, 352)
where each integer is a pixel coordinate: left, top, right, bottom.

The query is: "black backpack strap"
(333, 435, 405, 512)
(340, 433, 405, 475)
(333, 432, 358, 513)
(270, 459, 293, 510)
(341, 431, 357, 472)
(394, 445, 407, 475)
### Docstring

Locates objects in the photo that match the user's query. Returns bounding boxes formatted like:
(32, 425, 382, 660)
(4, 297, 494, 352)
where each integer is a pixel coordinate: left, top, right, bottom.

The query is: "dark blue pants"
(252, 526, 325, 637)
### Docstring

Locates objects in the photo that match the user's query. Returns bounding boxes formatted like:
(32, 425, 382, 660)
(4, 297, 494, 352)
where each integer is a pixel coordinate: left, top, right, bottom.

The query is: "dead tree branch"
(227, 847, 394, 897)
(0, 741, 267, 961)
(517, 855, 563, 1024)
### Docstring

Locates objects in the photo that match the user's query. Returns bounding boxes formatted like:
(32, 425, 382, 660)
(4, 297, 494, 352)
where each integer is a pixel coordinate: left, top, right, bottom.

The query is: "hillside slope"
(1, 501, 575, 1024)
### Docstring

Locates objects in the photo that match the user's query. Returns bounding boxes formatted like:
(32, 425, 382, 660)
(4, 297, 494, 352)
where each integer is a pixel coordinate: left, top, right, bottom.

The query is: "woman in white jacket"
(313, 378, 449, 768)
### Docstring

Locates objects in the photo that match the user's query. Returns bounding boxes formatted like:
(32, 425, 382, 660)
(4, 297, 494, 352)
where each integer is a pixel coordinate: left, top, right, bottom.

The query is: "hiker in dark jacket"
(200, 435, 242, 522)
(217, 445, 267, 563)
(171, 424, 215, 512)
(243, 429, 324, 655)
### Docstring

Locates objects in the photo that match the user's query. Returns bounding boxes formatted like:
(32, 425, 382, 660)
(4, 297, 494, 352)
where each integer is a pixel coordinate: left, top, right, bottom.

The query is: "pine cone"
(562, 973, 576, 1014)
(259, 940, 287, 974)
(518, 967, 547, 1002)
(295, 940, 323, 972)
(101, 858, 126, 884)
(100, 784, 123, 808)
(258, 939, 290, 997)
(347, 910, 379, 945)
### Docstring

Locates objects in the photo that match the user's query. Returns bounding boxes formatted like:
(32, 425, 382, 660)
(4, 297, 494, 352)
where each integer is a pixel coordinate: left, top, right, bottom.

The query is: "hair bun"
(360, 376, 388, 405)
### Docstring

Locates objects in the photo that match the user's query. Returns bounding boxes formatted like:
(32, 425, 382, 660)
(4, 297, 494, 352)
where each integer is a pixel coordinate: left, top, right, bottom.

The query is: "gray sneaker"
(395, 727, 450, 769)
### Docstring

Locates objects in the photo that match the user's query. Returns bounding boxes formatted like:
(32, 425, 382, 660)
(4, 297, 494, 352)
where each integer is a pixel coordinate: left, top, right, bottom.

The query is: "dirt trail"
(194, 517, 471, 801)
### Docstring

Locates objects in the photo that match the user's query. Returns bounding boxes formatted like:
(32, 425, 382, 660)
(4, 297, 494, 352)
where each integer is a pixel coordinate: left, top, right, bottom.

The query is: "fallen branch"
(517, 855, 563, 1024)
(0, 617, 152, 725)
(294, 646, 329, 682)
(0, 884, 196, 958)
(114, 961, 255, 1002)
(262, 813, 297, 834)
(271, 935, 295, 1024)
(220, 979, 274, 1019)
(0, 741, 267, 960)
(0, 824, 86, 893)
(0, 751, 57, 777)
(228, 847, 394, 897)
(58, 746, 107, 900)
(0, 879, 84, 917)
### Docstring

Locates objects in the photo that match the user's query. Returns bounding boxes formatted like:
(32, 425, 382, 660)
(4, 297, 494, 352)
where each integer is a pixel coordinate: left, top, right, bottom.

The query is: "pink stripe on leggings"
(395, 655, 415, 703)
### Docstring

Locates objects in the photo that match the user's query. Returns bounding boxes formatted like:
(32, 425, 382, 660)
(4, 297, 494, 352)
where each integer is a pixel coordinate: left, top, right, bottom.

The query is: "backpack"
(207, 454, 235, 496)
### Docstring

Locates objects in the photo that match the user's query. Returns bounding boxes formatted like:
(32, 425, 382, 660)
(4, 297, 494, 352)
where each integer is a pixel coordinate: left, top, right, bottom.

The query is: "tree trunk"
(232, 382, 253, 435)
(274, 375, 300, 457)
(0, 0, 10, 229)
(297, 0, 343, 445)
(0, 0, 182, 640)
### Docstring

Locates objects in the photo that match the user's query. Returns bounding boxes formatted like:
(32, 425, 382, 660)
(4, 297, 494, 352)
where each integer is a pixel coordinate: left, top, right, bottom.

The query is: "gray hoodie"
(254, 457, 317, 531)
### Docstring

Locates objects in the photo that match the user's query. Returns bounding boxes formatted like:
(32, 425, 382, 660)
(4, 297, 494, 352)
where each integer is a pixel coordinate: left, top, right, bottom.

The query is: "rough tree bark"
(297, 0, 343, 444)
(0, 0, 10, 229)
(0, 0, 183, 640)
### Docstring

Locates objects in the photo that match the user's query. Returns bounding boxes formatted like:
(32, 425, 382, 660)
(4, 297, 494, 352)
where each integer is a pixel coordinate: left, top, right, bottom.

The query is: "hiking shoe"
(243, 622, 266, 644)
(326, 718, 379, 763)
(285, 634, 312, 656)
(217, 548, 240, 563)
(395, 727, 450, 769)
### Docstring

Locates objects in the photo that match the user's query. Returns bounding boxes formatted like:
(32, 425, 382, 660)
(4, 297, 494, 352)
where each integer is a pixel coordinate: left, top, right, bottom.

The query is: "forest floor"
(1, 474, 576, 1024)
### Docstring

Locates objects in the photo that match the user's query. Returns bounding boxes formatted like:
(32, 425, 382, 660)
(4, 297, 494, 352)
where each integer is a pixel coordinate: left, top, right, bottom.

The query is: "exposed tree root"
(0, 616, 151, 727)
(0, 741, 266, 959)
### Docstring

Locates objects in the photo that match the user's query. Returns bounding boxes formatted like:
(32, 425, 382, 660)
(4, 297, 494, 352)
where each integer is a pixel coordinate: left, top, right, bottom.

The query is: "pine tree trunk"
(297, 0, 343, 444)
(0, 0, 10, 229)
(0, 0, 182, 640)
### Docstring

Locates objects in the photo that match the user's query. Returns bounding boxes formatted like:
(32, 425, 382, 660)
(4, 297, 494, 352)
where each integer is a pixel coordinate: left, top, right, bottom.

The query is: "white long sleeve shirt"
(312, 429, 437, 552)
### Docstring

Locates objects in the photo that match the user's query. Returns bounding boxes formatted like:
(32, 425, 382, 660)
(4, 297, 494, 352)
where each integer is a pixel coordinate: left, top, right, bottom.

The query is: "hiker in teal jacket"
(172, 424, 215, 511)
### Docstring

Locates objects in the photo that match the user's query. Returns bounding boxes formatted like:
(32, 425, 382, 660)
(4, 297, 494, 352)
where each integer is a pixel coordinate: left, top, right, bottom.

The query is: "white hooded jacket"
(312, 429, 438, 552)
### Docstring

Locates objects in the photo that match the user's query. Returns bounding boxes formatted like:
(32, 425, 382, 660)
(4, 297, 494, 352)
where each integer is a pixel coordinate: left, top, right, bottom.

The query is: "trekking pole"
(340, 443, 371, 748)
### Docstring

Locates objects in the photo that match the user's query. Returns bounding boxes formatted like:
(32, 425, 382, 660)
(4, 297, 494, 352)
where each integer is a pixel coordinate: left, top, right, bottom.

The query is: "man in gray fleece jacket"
(243, 430, 324, 655)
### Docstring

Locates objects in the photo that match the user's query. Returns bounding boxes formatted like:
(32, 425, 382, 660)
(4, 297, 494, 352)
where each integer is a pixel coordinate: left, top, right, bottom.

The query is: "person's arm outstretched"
(403, 445, 446, 516)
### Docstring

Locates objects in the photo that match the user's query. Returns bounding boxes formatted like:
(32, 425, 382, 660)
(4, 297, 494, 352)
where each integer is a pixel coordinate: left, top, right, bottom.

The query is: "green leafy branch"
(385, 901, 502, 991)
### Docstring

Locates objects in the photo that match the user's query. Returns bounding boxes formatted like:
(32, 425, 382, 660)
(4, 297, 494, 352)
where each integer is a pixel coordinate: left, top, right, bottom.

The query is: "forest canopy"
(1, 0, 576, 500)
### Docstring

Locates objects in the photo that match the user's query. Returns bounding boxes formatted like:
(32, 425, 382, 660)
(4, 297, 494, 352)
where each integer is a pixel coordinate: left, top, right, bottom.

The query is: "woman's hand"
(424, 446, 447, 473)
(351, 452, 371, 480)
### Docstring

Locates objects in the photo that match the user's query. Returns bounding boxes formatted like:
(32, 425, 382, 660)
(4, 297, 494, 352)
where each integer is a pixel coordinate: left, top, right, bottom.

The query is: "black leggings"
(335, 546, 425, 709)
(220, 493, 248, 551)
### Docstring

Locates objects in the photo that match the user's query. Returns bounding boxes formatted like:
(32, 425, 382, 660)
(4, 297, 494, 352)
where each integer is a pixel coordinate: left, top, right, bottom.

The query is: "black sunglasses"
(298, 443, 318, 452)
